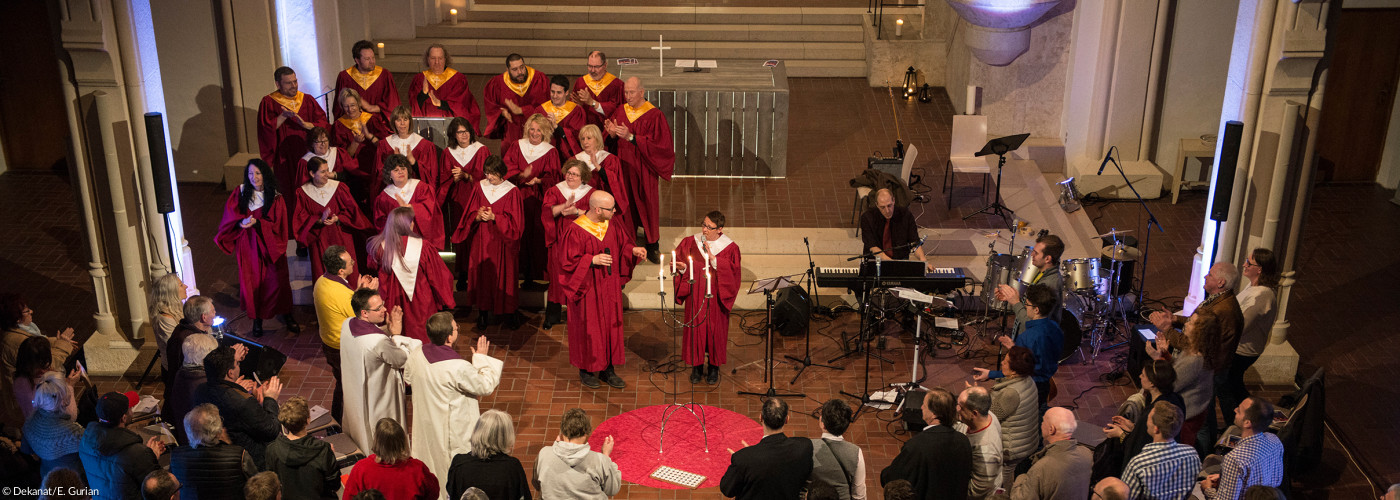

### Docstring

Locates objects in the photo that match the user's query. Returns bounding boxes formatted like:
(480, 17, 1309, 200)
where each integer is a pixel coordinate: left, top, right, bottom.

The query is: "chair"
(943, 115, 990, 209)
(851, 144, 920, 232)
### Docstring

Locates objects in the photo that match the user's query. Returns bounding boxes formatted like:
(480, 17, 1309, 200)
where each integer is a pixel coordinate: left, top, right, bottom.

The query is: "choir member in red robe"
(559, 191, 648, 389)
(409, 43, 481, 132)
(214, 159, 298, 337)
(575, 125, 630, 232)
(673, 211, 742, 385)
(294, 157, 371, 283)
(369, 207, 455, 344)
(571, 51, 625, 124)
(440, 117, 490, 281)
(258, 66, 328, 213)
(528, 75, 589, 162)
(452, 157, 525, 330)
(541, 160, 594, 329)
(482, 53, 549, 145)
(503, 114, 561, 284)
(295, 127, 356, 187)
(333, 40, 400, 125)
(333, 88, 390, 204)
(604, 77, 674, 261)
(373, 154, 445, 251)
(376, 106, 444, 193)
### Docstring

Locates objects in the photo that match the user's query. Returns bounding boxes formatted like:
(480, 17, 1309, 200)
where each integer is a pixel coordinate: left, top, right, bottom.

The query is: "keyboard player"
(860, 188, 934, 271)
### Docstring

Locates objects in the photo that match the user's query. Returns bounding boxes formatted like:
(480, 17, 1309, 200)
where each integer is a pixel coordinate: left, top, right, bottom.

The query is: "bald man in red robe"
(409, 44, 481, 132)
(482, 53, 549, 145)
(528, 75, 589, 161)
(571, 51, 625, 124)
(560, 191, 647, 389)
(332, 40, 400, 124)
(604, 77, 674, 262)
(673, 211, 742, 385)
(257, 66, 329, 215)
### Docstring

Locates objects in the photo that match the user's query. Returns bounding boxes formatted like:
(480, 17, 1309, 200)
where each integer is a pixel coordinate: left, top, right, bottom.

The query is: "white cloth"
(301, 148, 339, 172)
(554, 181, 592, 205)
(386, 133, 424, 156)
(449, 142, 484, 167)
(516, 138, 555, 164)
(338, 318, 418, 453)
(391, 237, 424, 300)
(479, 179, 517, 204)
(383, 178, 420, 203)
(574, 150, 611, 171)
(1235, 283, 1276, 357)
(301, 179, 341, 208)
(242, 185, 265, 212)
(404, 347, 504, 500)
(693, 234, 734, 269)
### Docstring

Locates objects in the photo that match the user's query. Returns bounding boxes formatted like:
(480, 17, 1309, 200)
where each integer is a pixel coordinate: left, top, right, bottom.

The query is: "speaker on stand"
(1208, 121, 1244, 264)
(144, 113, 179, 272)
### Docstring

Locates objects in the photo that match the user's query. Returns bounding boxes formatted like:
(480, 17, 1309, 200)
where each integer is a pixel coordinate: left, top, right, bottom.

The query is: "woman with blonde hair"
(333, 87, 389, 203)
(148, 272, 188, 373)
(343, 418, 439, 499)
(575, 124, 629, 228)
(22, 371, 84, 479)
(445, 410, 530, 500)
(504, 113, 561, 288)
(370, 206, 455, 344)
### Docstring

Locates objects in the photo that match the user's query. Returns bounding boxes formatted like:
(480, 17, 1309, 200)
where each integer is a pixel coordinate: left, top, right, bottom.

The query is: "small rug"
(590, 404, 762, 489)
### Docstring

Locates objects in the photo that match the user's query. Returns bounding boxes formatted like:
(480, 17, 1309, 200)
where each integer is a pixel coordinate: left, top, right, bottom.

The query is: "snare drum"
(1061, 258, 1101, 292)
(982, 252, 1027, 309)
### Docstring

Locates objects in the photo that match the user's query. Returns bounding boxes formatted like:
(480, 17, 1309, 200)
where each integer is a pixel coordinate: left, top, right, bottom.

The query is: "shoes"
(251, 319, 265, 338)
(476, 311, 490, 329)
(601, 369, 626, 389)
(542, 302, 561, 329)
(645, 243, 661, 264)
(706, 365, 720, 385)
(523, 280, 549, 291)
(580, 370, 601, 389)
(689, 366, 703, 384)
(284, 314, 301, 334)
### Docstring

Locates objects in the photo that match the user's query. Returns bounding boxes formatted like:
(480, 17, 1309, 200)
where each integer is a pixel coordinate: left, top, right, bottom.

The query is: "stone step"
(379, 55, 866, 78)
(387, 38, 866, 61)
(456, 5, 866, 25)
(416, 22, 864, 43)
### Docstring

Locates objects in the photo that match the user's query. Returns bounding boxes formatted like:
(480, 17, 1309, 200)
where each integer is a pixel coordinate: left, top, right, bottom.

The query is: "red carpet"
(591, 404, 762, 489)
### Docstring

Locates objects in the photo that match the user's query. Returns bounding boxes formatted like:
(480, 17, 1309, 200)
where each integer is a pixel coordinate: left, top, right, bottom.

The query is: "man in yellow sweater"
(313, 245, 376, 422)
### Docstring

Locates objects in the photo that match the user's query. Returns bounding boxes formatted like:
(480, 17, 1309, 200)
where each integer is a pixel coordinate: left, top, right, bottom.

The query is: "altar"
(618, 60, 790, 178)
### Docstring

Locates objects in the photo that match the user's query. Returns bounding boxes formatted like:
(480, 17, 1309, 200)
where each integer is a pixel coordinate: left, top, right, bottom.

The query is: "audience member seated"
(807, 479, 841, 500)
(165, 334, 225, 446)
(170, 403, 258, 500)
(13, 336, 79, 421)
(1147, 309, 1223, 448)
(880, 387, 973, 499)
(1008, 407, 1091, 499)
(1093, 477, 1129, 500)
(957, 386, 1003, 499)
(352, 490, 386, 500)
(984, 346, 1040, 483)
(265, 396, 340, 499)
(1199, 397, 1284, 500)
(883, 479, 915, 500)
(1, 293, 77, 394)
(446, 409, 531, 500)
(245, 471, 282, 500)
(721, 398, 815, 500)
(808, 399, 866, 500)
(458, 487, 489, 500)
(194, 345, 281, 468)
(21, 371, 85, 480)
(142, 469, 181, 500)
(166, 295, 217, 394)
(343, 418, 439, 500)
(1100, 359, 1185, 480)
(41, 467, 90, 500)
(534, 408, 621, 499)
(1123, 401, 1201, 500)
(80, 392, 165, 500)
(1241, 484, 1286, 499)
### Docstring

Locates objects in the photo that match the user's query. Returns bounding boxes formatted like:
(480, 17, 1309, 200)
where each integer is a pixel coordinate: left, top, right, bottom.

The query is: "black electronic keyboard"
(815, 266, 970, 293)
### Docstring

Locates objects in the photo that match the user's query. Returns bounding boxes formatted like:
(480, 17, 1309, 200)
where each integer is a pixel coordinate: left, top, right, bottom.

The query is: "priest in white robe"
(339, 288, 420, 453)
(405, 311, 504, 500)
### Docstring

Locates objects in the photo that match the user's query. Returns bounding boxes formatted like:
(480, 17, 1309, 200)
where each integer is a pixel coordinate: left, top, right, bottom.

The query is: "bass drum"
(982, 252, 1027, 310)
(1061, 258, 1101, 292)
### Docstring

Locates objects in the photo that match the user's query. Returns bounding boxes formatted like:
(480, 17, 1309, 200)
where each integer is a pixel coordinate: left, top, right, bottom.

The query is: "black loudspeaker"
(144, 112, 176, 214)
(1210, 121, 1244, 222)
(900, 389, 926, 431)
(1126, 324, 1156, 387)
(771, 286, 810, 337)
(220, 333, 287, 383)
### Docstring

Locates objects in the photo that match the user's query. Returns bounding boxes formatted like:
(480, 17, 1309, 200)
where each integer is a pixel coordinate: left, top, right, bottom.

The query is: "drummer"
(859, 188, 935, 271)
(994, 233, 1065, 334)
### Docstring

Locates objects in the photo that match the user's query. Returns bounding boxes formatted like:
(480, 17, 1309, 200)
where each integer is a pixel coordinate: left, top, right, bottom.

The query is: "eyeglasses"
(587, 64, 605, 70)
(368, 305, 385, 312)
(1243, 260, 1259, 268)
(599, 205, 617, 212)
(314, 139, 330, 144)
(702, 224, 719, 230)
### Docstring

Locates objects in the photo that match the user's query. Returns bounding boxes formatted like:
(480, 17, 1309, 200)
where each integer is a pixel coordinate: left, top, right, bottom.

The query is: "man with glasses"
(672, 211, 741, 384)
(604, 76, 674, 263)
(1150, 261, 1244, 449)
(559, 190, 648, 388)
(573, 51, 626, 121)
(974, 284, 1063, 410)
(258, 66, 329, 199)
(313, 245, 377, 422)
(339, 288, 413, 452)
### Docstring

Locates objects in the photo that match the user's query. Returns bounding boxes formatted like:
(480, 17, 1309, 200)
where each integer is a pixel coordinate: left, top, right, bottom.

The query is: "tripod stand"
(786, 237, 842, 384)
(738, 275, 805, 401)
(655, 272, 709, 453)
(964, 133, 1030, 231)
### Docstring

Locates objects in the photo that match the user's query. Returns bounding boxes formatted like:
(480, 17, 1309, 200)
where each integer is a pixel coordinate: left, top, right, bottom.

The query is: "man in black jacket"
(266, 396, 340, 499)
(860, 189, 934, 270)
(880, 387, 973, 500)
(720, 398, 814, 500)
(79, 392, 165, 500)
(169, 403, 258, 499)
(194, 345, 282, 468)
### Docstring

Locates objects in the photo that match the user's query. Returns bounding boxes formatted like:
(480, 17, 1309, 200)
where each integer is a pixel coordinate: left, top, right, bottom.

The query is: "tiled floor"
(3, 76, 1393, 498)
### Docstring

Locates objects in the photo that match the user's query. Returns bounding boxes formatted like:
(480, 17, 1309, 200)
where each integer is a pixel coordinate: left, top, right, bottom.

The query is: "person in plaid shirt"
(1123, 401, 1201, 500)
(1199, 397, 1284, 499)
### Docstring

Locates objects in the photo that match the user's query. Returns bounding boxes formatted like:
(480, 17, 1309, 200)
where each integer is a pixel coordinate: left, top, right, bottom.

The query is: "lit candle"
(449, 8, 458, 25)
(705, 268, 711, 296)
(658, 254, 665, 288)
(376, 42, 385, 59)
(688, 255, 694, 281)
(895, 18, 904, 37)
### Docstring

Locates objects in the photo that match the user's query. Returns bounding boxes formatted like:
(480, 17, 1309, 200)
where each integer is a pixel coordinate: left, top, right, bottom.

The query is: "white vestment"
(404, 343, 504, 500)
(338, 317, 420, 452)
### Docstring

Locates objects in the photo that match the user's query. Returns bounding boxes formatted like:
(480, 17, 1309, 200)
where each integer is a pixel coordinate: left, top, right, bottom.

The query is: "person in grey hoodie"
(265, 396, 340, 499)
(532, 408, 621, 499)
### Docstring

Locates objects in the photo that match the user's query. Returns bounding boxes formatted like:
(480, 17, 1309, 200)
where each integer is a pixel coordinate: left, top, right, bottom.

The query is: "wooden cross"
(650, 35, 671, 78)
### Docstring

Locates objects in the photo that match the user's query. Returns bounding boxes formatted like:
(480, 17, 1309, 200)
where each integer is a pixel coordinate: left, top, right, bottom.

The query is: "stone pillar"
(57, 62, 120, 342)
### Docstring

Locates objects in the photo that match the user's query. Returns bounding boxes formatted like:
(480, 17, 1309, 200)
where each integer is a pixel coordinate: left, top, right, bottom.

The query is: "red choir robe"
(374, 235, 455, 344)
(526, 100, 589, 161)
(257, 91, 329, 210)
(376, 133, 443, 193)
(572, 72, 625, 123)
(482, 67, 549, 144)
(294, 148, 356, 188)
(214, 187, 292, 320)
(503, 139, 561, 282)
(409, 69, 481, 131)
(293, 179, 371, 282)
(673, 234, 741, 366)
(542, 182, 593, 305)
(452, 180, 524, 315)
(440, 142, 490, 271)
(608, 101, 675, 244)
(560, 215, 640, 372)
(333, 65, 401, 124)
(373, 179, 445, 251)
(332, 112, 391, 203)
(574, 150, 630, 232)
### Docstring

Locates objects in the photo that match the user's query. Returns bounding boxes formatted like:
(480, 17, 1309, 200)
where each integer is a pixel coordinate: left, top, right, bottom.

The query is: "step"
(457, 5, 866, 25)
(416, 22, 864, 43)
(379, 56, 866, 78)
(388, 38, 865, 62)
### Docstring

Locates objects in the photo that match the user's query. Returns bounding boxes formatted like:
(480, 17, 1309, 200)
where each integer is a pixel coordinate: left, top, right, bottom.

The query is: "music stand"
(963, 133, 1030, 231)
(738, 274, 805, 400)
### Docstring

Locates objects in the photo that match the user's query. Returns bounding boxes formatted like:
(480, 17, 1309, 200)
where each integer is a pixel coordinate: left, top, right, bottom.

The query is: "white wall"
(150, 0, 230, 182)
(1152, 0, 1240, 186)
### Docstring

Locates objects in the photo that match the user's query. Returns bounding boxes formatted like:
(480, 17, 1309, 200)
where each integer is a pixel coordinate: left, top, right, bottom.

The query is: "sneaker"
(689, 366, 703, 384)
(706, 365, 720, 385)
(580, 371, 601, 389)
(602, 369, 626, 389)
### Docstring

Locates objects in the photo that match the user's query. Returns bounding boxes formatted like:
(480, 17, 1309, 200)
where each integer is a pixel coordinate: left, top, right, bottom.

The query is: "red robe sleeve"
(600, 154, 630, 217)
(373, 140, 393, 184)
(255, 96, 282, 167)
(333, 183, 371, 230)
(559, 223, 596, 303)
(497, 188, 525, 242)
(541, 186, 592, 245)
(300, 94, 329, 131)
(291, 188, 317, 245)
(672, 239, 695, 305)
(716, 245, 742, 311)
(629, 109, 676, 180)
(410, 184, 444, 251)
(501, 143, 525, 180)
(420, 238, 457, 311)
(441, 73, 481, 128)
(482, 77, 511, 139)
(214, 189, 247, 255)
(410, 140, 444, 200)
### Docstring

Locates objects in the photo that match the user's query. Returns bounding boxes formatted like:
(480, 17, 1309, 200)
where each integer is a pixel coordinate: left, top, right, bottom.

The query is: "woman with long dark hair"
(453, 156, 524, 329)
(370, 206, 454, 344)
(440, 116, 489, 266)
(294, 157, 370, 282)
(216, 159, 297, 337)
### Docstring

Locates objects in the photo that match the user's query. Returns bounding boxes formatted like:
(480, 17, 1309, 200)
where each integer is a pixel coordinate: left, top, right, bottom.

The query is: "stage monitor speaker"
(772, 286, 810, 337)
(220, 333, 287, 383)
(1210, 121, 1244, 222)
(143, 112, 176, 214)
(1126, 324, 1156, 387)
(900, 389, 926, 431)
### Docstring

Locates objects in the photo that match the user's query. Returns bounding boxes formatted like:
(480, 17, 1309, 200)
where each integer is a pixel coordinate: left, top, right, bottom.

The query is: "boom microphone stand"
(1100, 149, 1163, 312)
(786, 237, 842, 384)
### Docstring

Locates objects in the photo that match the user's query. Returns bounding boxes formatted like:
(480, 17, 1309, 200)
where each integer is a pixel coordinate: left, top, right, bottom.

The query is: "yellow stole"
(623, 101, 655, 123)
(269, 91, 304, 114)
(423, 68, 459, 90)
(502, 67, 536, 97)
(582, 72, 616, 96)
(346, 66, 383, 90)
(541, 101, 577, 125)
(338, 113, 373, 134)
(574, 215, 608, 241)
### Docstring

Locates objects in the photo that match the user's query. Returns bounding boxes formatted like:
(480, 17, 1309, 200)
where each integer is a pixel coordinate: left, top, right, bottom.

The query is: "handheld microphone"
(1096, 146, 1114, 175)
(603, 248, 612, 276)
(917, 235, 928, 248)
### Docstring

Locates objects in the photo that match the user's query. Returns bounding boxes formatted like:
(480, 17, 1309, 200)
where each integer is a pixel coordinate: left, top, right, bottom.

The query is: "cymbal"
(1097, 229, 1134, 238)
(1101, 245, 1142, 261)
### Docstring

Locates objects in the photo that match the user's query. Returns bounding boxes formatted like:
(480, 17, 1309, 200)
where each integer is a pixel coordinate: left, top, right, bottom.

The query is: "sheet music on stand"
(749, 274, 801, 294)
(414, 117, 453, 149)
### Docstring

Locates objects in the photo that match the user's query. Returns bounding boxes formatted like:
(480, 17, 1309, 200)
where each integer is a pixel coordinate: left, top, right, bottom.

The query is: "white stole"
(300, 179, 340, 208)
(479, 179, 517, 204)
(301, 148, 339, 171)
(392, 237, 424, 300)
(384, 178, 420, 202)
(575, 150, 611, 172)
(516, 138, 555, 164)
(243, 185, 265, 212)
(694, 233, 734, 269)
(554, 181, 592, 204)
(387, 133, 424, 156)
(449, 142, 484, 167)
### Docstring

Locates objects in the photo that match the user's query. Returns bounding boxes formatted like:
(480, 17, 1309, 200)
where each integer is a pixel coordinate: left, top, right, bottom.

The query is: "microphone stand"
(1102, 150, 1163, 312)
(786, 237, 842, 384)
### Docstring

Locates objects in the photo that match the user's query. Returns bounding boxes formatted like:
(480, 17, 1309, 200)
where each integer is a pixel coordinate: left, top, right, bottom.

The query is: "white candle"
(658, 254, 665, 292)
(966, 85, 977, 115)
(688, 256, 694, 281)
(449, 8, 458, 25)
(895, 18, 904, 37)
(705, 268, 711, 296)
(671, 251, 677, 275)
(377, 42, 385, 59)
